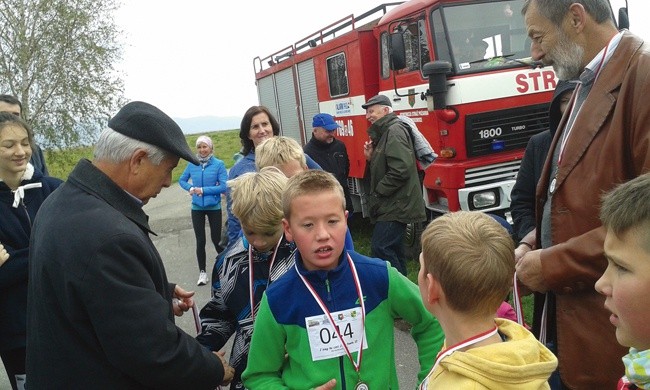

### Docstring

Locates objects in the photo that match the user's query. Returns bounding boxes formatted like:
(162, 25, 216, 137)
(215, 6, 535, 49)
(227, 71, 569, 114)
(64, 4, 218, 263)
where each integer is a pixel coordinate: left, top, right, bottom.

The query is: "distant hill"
(174, 116, 241, 134)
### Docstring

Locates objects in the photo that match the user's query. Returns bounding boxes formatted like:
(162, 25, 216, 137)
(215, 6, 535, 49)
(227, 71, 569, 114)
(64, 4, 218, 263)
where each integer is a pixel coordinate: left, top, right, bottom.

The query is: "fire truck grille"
(348, 177, 361, 196)
(465, 103, 550, 158)
(465, 160, 521, 187)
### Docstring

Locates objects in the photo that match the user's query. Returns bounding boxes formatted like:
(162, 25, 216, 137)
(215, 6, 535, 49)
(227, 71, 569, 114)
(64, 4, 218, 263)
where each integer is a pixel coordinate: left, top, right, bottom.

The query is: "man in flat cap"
(26, 101, 234, 389)
(362, 94, 426, 276)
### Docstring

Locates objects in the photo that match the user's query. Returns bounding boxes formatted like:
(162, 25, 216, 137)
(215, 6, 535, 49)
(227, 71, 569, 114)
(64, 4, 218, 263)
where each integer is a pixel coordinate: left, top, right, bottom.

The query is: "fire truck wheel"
(403, 220, 425, 262)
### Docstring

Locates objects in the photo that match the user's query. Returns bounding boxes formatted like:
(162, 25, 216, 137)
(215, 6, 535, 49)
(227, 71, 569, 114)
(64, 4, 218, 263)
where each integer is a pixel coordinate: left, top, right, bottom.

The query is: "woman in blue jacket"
(179, 135, 228, 286)
(0, 112, 62, 389)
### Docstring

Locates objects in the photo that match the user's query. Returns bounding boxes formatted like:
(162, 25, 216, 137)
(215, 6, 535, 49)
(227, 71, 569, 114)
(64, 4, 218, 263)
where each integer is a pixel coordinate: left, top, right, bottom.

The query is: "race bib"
(306, 307, 367, 361)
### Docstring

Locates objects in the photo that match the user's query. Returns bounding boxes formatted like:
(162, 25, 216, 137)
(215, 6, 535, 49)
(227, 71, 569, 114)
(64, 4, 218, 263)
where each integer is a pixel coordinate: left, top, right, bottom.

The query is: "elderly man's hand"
(0, 244, 9, 266)
(172, 284, 195, 316)
(214, 351, 235, 385)
(515, 249, 549, 293)
(363, 141, 374, 160)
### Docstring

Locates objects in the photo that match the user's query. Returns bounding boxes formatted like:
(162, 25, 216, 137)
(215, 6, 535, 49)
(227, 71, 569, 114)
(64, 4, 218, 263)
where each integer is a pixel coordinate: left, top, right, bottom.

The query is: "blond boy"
(418, 211, 557, 389)
(196, 167, 297, 389)
(243, 170, 443, 389)
(255, 136, 307, 178)
(595, 173, 650, 389)
(256, 136, 355, 252)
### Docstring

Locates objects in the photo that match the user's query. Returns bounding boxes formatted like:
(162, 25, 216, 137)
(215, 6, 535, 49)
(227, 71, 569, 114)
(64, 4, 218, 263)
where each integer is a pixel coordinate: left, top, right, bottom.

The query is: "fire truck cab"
(253, 0, 558, 222)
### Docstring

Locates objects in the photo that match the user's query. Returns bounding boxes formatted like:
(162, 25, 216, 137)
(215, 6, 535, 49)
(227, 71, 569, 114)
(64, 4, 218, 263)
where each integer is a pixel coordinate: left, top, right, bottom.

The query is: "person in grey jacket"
(362, 94, 426, 275)
(26, 101, 234, 389)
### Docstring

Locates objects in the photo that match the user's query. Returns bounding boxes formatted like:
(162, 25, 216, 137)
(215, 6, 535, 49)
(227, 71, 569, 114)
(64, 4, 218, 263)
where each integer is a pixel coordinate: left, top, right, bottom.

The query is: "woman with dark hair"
(0, 112, 62, 389)
(225, 106, 320, 245)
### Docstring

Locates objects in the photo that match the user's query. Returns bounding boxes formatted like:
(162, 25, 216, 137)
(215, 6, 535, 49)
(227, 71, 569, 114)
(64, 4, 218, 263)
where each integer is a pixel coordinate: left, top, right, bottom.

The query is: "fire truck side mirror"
(422, 61, 452, 110)
(389, 32, 406, 71)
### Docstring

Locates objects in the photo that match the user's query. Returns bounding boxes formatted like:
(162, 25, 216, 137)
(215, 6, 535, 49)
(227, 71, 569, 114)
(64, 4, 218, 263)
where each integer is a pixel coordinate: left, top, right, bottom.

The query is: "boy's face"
(595, 227, 650, 350)
(241, 223, 284, 253)
(283, 190, 348, 271)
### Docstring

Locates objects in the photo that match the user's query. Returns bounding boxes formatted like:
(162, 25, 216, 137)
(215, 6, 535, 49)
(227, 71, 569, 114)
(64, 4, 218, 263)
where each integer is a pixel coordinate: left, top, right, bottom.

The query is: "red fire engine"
(252, 0, 622, 224)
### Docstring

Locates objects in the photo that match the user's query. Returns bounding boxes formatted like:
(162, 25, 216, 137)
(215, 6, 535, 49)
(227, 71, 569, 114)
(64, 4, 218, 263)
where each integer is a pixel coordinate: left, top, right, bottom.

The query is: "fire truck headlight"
(470, 190, 498, 209)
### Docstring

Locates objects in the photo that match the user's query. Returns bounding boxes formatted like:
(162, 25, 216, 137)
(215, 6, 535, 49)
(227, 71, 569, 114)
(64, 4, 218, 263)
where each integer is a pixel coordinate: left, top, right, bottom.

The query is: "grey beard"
(552, 36, 585, 80)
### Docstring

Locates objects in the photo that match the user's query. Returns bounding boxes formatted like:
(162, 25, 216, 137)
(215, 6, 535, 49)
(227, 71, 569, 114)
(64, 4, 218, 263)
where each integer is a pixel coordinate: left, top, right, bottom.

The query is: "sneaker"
(197, 271, 208, 286)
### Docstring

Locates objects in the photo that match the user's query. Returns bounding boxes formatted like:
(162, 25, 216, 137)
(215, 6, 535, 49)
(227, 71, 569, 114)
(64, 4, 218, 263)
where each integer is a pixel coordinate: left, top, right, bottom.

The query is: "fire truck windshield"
(433, 0, 530, 73)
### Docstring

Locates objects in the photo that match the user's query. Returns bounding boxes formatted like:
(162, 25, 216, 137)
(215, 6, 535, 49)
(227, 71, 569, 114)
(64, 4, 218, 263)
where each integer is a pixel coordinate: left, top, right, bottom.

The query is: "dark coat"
(0, 166, 61, 353)
(366, 113, 426, 224)
(303, 136, 353, 211)
(534, 32, 649, 388)
(27, 159, 223, 389)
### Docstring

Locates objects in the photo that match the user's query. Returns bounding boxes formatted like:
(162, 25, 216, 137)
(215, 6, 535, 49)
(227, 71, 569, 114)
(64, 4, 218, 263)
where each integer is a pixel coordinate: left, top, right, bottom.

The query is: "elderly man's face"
(525, 1, 584, 80)
(365, 105, 389, 125)
(132, 154, 179, 204)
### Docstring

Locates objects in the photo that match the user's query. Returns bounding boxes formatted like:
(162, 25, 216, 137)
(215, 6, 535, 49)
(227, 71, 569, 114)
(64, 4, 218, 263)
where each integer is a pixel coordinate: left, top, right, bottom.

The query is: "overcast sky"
(114, 0, 648, 120)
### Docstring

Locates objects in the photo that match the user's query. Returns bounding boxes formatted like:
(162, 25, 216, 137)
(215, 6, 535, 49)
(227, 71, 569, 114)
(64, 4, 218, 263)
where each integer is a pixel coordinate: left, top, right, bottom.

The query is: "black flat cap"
(362, 94, 392, 109)
(108, 101, 198, 165)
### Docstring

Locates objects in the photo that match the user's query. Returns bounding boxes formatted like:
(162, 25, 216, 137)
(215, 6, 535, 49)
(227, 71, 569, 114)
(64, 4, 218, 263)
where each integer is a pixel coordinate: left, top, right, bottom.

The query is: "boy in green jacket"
(242, 170, 443, 389)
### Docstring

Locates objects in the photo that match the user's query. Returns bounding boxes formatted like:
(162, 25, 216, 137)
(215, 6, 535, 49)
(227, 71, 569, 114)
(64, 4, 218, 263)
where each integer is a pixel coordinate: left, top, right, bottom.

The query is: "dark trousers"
(191, 209, 223, 271)
(371, 221, 407, 275)
(1, 347, 26, 390)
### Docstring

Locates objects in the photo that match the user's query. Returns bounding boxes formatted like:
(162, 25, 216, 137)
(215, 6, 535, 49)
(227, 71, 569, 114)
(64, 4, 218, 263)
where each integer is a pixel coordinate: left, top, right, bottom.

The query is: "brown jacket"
(535, 32, 650, 389)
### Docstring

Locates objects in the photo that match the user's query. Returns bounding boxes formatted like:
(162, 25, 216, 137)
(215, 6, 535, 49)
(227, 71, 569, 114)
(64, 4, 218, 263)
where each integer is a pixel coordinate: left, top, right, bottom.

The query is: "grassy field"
(45, 129, 242, 181)
(44, 129, 534, 324)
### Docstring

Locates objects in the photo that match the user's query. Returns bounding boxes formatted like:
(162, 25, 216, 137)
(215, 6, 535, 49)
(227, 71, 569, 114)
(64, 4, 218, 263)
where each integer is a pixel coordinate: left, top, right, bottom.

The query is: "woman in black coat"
(0, 113, 61, 389)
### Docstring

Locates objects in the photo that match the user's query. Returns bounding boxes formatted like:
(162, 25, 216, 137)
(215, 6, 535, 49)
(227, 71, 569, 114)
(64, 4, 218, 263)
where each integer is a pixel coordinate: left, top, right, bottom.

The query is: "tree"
(0, 0, 124, 149)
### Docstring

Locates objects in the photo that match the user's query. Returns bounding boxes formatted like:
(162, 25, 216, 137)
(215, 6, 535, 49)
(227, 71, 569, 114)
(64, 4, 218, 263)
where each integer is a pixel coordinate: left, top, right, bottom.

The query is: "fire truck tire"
(403, 223, 423, 261)
(403, 211, 442, 262)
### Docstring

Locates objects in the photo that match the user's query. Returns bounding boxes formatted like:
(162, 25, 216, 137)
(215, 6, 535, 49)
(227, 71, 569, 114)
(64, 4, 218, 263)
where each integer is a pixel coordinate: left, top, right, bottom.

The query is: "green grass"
(173, 130, 241, 182)
(44, 129, 241, 182)
(44, 128, 535, 325)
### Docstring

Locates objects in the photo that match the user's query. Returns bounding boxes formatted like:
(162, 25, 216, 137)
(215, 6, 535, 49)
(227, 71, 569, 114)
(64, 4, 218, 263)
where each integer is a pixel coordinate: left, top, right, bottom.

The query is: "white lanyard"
(557, 41, 610, 165)
(512, 272, 525, 327)
(419, 326, 499, 389)
(295, 254, 366, 375)
(248, 235, 283, 322)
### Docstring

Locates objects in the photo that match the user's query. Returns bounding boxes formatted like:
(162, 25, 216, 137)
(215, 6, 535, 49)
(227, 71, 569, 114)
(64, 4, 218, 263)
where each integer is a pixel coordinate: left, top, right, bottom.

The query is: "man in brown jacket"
(517, 0, 650, 388)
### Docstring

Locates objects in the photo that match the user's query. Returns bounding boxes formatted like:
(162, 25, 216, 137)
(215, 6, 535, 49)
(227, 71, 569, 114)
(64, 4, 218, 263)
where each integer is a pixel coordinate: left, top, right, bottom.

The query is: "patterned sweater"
(196, 235, 296, 389)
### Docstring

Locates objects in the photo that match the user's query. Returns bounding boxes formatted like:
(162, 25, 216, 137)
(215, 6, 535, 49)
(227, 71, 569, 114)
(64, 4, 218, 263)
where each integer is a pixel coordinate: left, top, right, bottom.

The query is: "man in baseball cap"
(304, 113, 353, 212)
(27, 101, 234, 388)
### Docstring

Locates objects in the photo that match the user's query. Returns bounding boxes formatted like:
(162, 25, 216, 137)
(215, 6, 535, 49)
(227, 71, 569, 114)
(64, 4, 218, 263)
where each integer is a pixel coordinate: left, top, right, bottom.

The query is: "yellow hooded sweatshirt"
(421, 318, 558, 390)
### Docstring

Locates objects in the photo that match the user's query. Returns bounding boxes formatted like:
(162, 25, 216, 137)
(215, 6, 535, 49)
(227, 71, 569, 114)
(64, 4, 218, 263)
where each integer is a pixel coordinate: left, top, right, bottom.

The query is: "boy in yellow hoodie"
(417, 211, 557, 389)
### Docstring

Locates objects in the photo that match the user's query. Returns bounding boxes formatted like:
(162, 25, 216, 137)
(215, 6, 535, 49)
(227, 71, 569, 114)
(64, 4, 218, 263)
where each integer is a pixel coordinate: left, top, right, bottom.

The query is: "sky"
(115, 0, 648, 120)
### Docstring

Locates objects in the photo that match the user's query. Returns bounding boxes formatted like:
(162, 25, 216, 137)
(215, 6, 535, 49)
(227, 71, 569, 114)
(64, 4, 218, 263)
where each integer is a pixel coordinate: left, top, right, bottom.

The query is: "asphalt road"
(2, 183, 422, 389)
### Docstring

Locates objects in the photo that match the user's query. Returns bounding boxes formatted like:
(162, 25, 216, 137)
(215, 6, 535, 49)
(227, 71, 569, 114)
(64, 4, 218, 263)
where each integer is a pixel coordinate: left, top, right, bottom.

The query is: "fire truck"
(252, 0, 626, 225)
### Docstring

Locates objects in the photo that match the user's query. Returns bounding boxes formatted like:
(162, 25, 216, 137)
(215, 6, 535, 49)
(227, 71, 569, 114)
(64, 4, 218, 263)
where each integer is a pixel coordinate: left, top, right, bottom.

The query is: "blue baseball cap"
(312, 113, 341, 131)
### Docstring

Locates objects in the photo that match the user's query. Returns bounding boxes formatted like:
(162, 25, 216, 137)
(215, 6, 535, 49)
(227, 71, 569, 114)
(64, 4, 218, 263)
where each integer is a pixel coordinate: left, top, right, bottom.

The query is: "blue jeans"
(371, 221, 407, 275)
